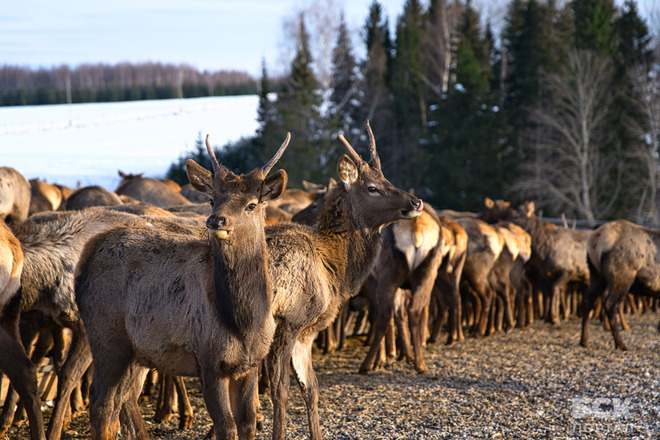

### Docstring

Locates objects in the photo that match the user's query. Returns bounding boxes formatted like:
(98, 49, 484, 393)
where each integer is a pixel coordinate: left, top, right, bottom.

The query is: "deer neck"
(210, 233, 273, 339)
(316, 189, 383, 299)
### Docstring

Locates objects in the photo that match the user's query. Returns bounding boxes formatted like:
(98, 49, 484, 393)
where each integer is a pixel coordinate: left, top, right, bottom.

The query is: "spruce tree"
(330, 12, 360, 140)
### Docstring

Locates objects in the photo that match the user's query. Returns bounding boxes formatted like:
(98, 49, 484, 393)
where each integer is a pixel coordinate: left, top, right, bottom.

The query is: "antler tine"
(337, 134, 363, 164)
(205, 134, 222, 174)
(262, 132, 291, 176)
(365, 120, 381, 169)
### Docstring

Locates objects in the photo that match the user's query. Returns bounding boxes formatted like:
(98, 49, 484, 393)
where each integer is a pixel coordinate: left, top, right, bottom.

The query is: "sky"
(1, 0, 412, 78)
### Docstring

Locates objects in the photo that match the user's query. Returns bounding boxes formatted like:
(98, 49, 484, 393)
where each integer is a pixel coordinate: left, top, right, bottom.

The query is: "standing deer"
(74, 134, 290, 440)
(581, 220, 660, 350)
(513, 201, 590, 324)
(264, 122, 423, 440)
(358, 203, 444, 375)
(0, 221, 47, 440)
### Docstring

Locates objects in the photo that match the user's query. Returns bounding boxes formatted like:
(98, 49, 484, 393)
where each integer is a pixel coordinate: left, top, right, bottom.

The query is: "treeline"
(0, 62, 260, 106)
(166, 0, 655, 223)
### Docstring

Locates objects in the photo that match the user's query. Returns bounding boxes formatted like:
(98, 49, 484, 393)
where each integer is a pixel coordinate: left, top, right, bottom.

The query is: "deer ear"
(337, 155, 358, 185)
(484, 197, 494, 208)
(186, 159, 214, 194)
(261, 169, 288, 202)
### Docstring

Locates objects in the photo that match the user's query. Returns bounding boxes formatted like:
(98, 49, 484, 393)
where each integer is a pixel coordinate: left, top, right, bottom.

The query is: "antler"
(337, 134, 363, 164)
(205, 134, 226, 176)
(365, 120, 381, 170)
(261, 132, 291, 176)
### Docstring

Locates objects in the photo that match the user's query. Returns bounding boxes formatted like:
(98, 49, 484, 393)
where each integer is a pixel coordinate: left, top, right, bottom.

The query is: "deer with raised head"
(581, 220, 660, 350)
(74, 134, 290, 440)
(263, 121, 423, 440)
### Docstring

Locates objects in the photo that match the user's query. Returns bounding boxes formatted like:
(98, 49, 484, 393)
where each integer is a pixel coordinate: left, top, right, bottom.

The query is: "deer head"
(336, 121, 423, 229)
(186, 133, 290, 245)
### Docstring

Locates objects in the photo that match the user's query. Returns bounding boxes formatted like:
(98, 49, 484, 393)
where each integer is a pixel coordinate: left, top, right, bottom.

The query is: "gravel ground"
(8, 312, 660, 440)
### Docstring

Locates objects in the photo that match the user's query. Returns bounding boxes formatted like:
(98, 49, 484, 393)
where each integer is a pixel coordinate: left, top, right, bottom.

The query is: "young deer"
(74, 134, 290, 440)
(264, 122, 423, 439)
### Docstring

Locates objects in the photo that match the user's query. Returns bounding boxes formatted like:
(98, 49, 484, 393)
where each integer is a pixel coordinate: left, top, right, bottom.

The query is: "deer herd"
(0, 121, 658, 440)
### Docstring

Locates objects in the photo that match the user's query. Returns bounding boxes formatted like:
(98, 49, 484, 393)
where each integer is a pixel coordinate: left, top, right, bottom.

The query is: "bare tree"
(512, 49, 621, 220)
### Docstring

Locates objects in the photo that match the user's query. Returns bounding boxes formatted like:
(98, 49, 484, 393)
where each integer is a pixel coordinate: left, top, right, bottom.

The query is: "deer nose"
(412, 198, 423, 212)
(207, 215, 226, 230)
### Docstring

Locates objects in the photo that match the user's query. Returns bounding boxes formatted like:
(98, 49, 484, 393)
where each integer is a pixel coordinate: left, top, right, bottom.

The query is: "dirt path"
(9, 312, 660, 439)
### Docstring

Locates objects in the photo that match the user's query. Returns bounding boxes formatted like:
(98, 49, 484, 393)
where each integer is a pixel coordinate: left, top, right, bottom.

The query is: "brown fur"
(581, 220, 660, 350)
(75, 135, 289, 440)
(115, 171, 192, 208)
(64, 185, 123, 210)
(264, 122, 423, 440)
(359, 204, 444, 375)
(0, 222, 47, 440)
(28, 179, 64, 214)
(0, 167, 31, 226)
(514, 201, 590, 324)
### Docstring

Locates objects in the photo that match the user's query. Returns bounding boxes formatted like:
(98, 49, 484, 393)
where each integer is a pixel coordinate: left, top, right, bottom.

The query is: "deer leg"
(0, 294, 46, 440)
(46, 320, 93, 440)
(230, 369, 258, 440)
(173, 376, 193, 429)
(393, 288, 413, 364)
(0, 335, 46, 440)
(201, 371, 237, 440)
(291, 336, 322, 440)
(118, 367, 149, 440)
(580, 272, 606, 347)
(268, 325, 298, 440)
(359, 292, 394, 374)
(619, 302, 630, 331)
(154, 373, 176, 423)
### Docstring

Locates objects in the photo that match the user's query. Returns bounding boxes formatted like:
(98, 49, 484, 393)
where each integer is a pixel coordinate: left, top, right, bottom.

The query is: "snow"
(0, 95, 260, 190)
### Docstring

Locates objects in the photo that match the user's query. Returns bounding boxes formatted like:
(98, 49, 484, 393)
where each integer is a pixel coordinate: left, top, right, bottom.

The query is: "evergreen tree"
(329, 12, 360, 141)
(572, 0, 617, 57)
(268, 13, 327, 185)
(423, 0, 513, 210)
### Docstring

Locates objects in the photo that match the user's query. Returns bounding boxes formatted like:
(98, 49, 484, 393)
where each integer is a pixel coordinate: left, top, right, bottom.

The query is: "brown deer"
(580, 220, 660, 350)
(74, 134, 290, 440)
(64, 185, 124, 210)
(0, 167, 31, 226)
(7, 208, 159, 440)
(358, 203, 444, 375)
(0, 221, 47, 440)
(264, 122, 423, 440)
(428, 214, 468, 345)
(513, 201, 590, 324)
(115, 171, 192, 207)
(28, 179, 67, 214)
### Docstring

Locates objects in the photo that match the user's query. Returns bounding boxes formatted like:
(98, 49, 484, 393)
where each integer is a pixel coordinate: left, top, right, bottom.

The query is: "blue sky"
(1, 0, 415, 77)
(3, 1, 656, 78)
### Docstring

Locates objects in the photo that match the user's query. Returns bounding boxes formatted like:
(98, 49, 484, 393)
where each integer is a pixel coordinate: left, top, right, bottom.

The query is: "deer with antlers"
(74, 134, 290, 440)
(263, 121, 423, 439)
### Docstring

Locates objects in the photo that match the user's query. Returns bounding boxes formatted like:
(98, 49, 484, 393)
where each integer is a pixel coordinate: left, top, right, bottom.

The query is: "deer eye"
(208, 199, 214, 207)
(367, 186, 379, 193)
(246, 203, 257, 211)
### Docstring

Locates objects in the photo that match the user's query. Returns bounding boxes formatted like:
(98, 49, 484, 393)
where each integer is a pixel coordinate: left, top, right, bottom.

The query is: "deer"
(428, 214, 468, 345)
(0, 221, 47, 440)
(28, 179, 67, 215)
(263, 121, 423, 440)
(115, 171, 192, 208)
(513, 201, 590, 324)
(357, 202, 444, 375)
(64, 185, 124, 210)
(580, 220, 660, 350)
(0, 167, 31, 227)
(4, 208, 163, 440)
(74, 133, 290, 440)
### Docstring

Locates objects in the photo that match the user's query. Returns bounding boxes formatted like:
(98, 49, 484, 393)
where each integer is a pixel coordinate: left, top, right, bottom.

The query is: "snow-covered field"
(0, 95, 259, 190)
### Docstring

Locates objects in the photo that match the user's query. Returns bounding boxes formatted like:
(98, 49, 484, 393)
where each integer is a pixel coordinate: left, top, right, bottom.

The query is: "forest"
(166, 0, 660, 223)
(0, 63, 258, 105)
(6, 0, 660, 222)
